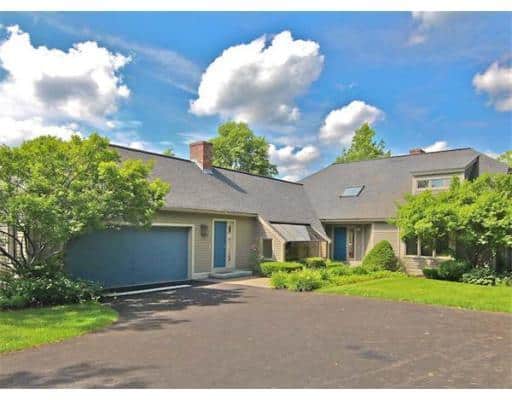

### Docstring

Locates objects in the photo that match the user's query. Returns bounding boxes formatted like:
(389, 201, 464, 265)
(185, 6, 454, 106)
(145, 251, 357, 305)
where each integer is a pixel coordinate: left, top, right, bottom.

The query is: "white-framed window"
(262, 238, 273, 259)
(416, 177, 451, 191)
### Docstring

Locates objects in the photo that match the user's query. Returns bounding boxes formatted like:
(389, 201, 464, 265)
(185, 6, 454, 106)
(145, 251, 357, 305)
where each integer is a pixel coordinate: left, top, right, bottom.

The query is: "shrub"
(286, 269, 324, 292)
(302, 257, 327, 269)
(351, 266, 369, 275)
(330, 271, 401, 286)
(270, 271, 289, 289)
(326, 261, 348, 268)
(362, 240, 398, 271)
(422, 268, 439, 279)
(325, 265, 353, 277)
(260, 261, 303, 277)
(437, 260, 471, 282)
(462, 268, 496, 286)
(423, 260, 471, 282)
(0, 272, 102, 309)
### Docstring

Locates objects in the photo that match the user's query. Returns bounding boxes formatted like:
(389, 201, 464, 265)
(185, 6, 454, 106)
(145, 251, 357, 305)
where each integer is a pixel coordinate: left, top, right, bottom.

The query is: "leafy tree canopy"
(497, 150, 512, 167)
(0, 134, 170, 276)
(393, 173, 512, 266)
(162, 147, 174, 156)
(211, 121, 278, 177)
(335, 123, 391, 164)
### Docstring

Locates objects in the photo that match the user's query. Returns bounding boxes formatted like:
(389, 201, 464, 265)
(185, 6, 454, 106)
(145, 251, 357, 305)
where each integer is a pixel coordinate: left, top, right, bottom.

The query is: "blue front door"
(214, 221, 227, 268)
(333, 227, 347, 261)
(65, 226, 189, 289)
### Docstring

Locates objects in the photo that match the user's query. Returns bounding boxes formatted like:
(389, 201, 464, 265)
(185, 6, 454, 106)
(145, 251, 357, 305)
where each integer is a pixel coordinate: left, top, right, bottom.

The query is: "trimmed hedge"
(361, 240, 398, 271)
(302, 257, 327, 269)
(423, 260, 471, 282)
(260, 261, 303, 277)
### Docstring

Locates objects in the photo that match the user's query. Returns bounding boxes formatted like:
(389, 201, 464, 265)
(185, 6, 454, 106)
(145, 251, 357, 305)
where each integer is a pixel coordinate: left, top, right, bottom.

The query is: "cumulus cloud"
(408, 12, 449, 45)
(473, 61, 512, 112)
(423, 140, 449, 152)
(318, 100, 384, 145)
(189, 31, 324, 126)
(0, 25, 131, 146)
(268, 143, 320, 181)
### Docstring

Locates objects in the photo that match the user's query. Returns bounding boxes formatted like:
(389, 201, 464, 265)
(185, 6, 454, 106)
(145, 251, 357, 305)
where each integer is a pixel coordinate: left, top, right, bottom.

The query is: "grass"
(0, 302, 118, 353)
(317, 276, 512, 313)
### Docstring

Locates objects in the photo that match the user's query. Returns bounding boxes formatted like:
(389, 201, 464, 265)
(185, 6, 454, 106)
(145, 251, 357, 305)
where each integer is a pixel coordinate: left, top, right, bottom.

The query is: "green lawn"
(0, 302, 118, 353)
(317, 276, 512, 313)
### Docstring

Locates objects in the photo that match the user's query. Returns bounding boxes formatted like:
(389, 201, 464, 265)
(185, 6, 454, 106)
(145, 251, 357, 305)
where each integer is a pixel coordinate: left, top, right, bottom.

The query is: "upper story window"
(416, 177, 451, 191)
(341, 185, 364, 197)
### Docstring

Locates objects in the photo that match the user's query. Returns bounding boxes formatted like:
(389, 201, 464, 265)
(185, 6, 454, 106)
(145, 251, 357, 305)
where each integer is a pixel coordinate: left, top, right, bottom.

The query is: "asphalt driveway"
(1, 281, 511, 388)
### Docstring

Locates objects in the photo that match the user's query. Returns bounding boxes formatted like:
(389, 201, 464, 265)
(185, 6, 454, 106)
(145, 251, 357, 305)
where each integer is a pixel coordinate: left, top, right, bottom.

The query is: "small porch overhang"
(270, 223, 321, 242)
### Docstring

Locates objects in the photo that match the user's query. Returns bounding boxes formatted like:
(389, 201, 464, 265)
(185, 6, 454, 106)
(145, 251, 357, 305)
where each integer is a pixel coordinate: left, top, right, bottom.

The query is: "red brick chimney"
(409, 148, 426, 155)
(189, 141, 213, 171)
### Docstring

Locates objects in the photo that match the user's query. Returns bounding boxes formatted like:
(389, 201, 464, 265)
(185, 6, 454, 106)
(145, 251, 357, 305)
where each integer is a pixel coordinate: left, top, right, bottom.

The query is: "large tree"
(211, 121, 278, 177)
(393, 173, 512, 267)
(335, 123, 390, 164)
(0, 134, 170, 277)
(498, 150, 512, 167)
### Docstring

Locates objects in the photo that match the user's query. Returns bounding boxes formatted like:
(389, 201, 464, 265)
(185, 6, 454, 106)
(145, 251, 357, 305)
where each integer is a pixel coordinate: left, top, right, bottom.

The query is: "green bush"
(361, 240, 398, 271)
(270, 271, 289, 289)
(302, 257, 327, 269)
(325, 265, 353, 277)
(462, 268, 496, 286)
(330, 271, 401, 286)
(437, 260, 471, 281)
(351, 266, 369, 275)
(423, 260, 471, 282)
(326, 261, 348, 268)
(0, 272, 102, 309)
(260, 261, 303, 277)
(422, 268, 439, 279)
(286, 269, 324, 292)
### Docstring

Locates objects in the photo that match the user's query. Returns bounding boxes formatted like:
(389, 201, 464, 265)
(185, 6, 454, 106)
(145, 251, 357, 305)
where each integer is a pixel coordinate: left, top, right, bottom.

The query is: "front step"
(209, 270, 253, 279)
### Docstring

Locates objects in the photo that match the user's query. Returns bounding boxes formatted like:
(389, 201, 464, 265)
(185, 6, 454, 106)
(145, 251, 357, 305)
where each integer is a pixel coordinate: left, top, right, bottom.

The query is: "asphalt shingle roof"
(112, 145, 326, 236)
(300, 148, 509, 221)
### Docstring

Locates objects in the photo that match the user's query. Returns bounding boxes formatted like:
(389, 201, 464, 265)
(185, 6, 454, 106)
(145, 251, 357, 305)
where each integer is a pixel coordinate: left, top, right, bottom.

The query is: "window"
(262, 239, 273, 259)
(341, 185, 364, 197)
(435, 236, 451, 257)
(416, 177, 452, 190)
(416, 179, 429, 189)
(431, 178, 450, 189)
(348, 229, 355, 259)
(420, 240, 434, 257)
(405, 237, 418, 255)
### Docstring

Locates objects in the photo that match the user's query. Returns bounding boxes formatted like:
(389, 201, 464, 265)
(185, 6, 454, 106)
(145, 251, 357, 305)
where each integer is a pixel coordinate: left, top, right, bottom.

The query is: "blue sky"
(0, 12, 510, 180)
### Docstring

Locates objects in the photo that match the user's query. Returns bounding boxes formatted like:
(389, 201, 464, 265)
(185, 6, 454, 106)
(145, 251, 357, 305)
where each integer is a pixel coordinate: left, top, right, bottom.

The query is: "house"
(63, 142, 508, 288)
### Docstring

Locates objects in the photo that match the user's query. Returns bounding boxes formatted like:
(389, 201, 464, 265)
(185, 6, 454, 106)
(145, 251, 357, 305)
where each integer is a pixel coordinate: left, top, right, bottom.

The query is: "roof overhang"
(270, 223, 321, 242)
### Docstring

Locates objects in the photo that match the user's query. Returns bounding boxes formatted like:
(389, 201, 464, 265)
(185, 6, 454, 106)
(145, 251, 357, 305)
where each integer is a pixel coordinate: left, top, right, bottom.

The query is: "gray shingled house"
(64, 141, 508, 288)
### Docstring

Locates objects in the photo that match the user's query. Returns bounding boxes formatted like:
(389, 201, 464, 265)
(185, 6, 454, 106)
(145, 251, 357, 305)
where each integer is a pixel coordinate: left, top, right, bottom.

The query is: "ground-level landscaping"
(318, 275, 512, 313)
(0, 302, 118, 353)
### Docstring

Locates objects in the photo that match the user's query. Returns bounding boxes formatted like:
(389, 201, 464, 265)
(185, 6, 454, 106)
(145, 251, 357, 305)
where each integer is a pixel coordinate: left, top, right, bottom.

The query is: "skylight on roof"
(341, 185, 364, 197)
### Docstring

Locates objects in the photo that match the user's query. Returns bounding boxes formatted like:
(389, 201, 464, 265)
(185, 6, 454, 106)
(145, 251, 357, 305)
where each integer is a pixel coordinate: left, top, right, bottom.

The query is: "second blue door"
(333, 227, 347, 261)
(214, 221, 227, 268)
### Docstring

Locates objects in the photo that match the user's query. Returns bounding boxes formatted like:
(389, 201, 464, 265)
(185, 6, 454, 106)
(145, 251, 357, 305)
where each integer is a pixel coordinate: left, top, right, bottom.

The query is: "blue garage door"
(66, 226, 189, 289)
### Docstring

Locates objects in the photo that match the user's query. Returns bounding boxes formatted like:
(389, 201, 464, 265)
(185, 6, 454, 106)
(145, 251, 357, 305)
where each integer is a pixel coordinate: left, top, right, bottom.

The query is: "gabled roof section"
(300, 148, 508, 221)
(111, 144, 326, 236)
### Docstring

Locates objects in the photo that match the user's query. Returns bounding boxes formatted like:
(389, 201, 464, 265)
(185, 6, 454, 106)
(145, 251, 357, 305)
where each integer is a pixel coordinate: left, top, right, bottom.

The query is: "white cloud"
(473, 61, 512, 112)
(423, 140, 449, 152)
(318, 100, 384, 145)
(408, 12, 449, 45)
(269, 143, 320, 181)
(0, 25, 131, 146)
(0, 116, 81, 145)
(189, 31, 324, 126)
